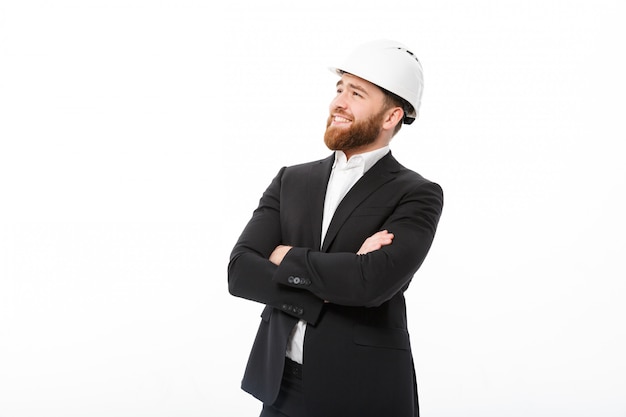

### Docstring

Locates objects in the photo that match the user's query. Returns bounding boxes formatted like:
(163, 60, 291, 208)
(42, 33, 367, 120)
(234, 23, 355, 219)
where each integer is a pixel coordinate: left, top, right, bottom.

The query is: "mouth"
(330, 114, 352, 126)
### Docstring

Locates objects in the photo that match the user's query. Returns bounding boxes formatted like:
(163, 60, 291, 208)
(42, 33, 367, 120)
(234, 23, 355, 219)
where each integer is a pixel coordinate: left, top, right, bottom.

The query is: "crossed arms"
(228, 166, 443, 324)
(269, 230, 395, 265)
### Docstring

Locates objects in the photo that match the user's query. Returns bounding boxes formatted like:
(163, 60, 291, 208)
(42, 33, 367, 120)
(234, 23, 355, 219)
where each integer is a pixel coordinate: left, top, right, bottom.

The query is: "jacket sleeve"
(272, 181, 443, 307)
(227, 167, 325, 324)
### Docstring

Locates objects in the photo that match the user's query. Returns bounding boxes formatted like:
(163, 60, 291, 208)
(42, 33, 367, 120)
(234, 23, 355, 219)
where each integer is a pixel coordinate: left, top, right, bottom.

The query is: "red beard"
(324, 109, 385, 152)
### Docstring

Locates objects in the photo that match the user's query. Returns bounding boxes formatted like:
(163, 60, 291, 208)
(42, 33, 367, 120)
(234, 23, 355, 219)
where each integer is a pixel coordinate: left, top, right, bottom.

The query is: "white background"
(1, 0, 625, 416)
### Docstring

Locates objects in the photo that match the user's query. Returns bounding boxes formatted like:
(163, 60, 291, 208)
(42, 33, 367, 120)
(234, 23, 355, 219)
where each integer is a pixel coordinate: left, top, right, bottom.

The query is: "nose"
(330, 90, 348, 111)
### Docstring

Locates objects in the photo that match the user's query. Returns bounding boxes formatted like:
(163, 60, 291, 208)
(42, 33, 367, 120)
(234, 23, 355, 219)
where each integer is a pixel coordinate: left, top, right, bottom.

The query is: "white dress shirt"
(285, 146, 390, 364)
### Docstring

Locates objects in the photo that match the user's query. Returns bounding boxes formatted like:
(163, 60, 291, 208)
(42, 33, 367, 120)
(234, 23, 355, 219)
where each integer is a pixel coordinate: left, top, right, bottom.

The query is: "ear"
(381, 107, 404, 131)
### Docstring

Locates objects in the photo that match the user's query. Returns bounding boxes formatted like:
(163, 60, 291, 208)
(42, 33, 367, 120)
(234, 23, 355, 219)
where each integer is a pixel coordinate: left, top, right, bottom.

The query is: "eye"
(352, 91, 362, 98)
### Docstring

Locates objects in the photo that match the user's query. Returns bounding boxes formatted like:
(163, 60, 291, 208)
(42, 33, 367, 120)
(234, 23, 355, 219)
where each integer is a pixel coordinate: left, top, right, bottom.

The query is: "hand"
(357, 230, 394, 255)
(269, 245, 293, 265)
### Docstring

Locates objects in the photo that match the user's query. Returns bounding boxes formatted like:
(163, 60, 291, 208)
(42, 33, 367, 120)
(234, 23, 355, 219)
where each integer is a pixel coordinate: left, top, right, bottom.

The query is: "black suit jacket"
(228, 152, 443, 417)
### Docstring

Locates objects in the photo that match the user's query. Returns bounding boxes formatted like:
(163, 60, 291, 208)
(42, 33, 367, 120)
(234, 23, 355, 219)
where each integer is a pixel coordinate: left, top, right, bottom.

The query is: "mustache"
(327, 109, 353, 127)
(331, 109, 353, 119)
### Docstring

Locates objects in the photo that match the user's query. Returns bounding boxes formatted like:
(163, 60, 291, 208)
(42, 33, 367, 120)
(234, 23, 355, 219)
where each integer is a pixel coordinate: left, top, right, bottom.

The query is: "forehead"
(337, 73, 384, 96)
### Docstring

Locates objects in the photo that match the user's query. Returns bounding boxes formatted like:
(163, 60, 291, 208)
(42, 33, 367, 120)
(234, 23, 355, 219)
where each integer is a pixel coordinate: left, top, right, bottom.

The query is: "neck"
(342, 144, 388, 160)
(342, 138, 391, 160)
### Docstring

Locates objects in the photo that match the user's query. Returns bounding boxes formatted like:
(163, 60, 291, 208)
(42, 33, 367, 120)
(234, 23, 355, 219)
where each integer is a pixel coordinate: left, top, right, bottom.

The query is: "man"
(228, 39, 443, 417)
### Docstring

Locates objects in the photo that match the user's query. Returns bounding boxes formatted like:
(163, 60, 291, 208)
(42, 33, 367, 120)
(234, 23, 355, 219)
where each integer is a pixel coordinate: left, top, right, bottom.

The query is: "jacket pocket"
(351, 206, 394, 217)
(353, 325, 410, 350)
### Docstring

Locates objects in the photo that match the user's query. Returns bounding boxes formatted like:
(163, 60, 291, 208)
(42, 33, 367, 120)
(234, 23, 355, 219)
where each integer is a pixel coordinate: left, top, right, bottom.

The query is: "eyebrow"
(336, 80, 370, 96)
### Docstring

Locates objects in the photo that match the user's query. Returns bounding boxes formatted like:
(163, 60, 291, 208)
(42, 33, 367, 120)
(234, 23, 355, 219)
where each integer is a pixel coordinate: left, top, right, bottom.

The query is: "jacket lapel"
(321, 152, 399, 252)
(307, 155, 334, 251)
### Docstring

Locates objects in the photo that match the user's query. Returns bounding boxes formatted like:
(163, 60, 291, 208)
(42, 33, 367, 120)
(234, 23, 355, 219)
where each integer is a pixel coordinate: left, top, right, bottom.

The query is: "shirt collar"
(332, 146, 390, 173)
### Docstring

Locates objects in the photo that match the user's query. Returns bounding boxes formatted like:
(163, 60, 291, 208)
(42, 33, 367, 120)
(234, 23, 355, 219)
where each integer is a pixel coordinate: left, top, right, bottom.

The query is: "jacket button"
(287, 276, 294, 284)
(293, 277, 301, 285)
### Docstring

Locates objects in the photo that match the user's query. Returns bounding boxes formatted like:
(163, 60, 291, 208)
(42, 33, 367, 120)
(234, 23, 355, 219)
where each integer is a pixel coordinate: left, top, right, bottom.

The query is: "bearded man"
(228, 40, 444, 417)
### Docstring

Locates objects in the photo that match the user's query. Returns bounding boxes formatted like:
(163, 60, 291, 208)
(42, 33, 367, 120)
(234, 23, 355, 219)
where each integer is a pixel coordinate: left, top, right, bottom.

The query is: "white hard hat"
(330, 39, 424, 124)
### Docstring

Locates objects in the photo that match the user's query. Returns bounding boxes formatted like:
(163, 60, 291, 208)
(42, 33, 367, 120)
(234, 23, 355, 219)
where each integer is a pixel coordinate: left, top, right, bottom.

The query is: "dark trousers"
(259, 358, 304, 417)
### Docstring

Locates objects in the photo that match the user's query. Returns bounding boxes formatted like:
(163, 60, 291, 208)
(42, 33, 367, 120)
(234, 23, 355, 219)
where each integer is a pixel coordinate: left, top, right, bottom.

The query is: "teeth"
(334, 116, 350, 123)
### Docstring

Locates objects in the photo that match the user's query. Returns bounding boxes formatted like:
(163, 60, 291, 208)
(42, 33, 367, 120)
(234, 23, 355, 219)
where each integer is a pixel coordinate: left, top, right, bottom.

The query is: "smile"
(332, 115, 352, 124)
